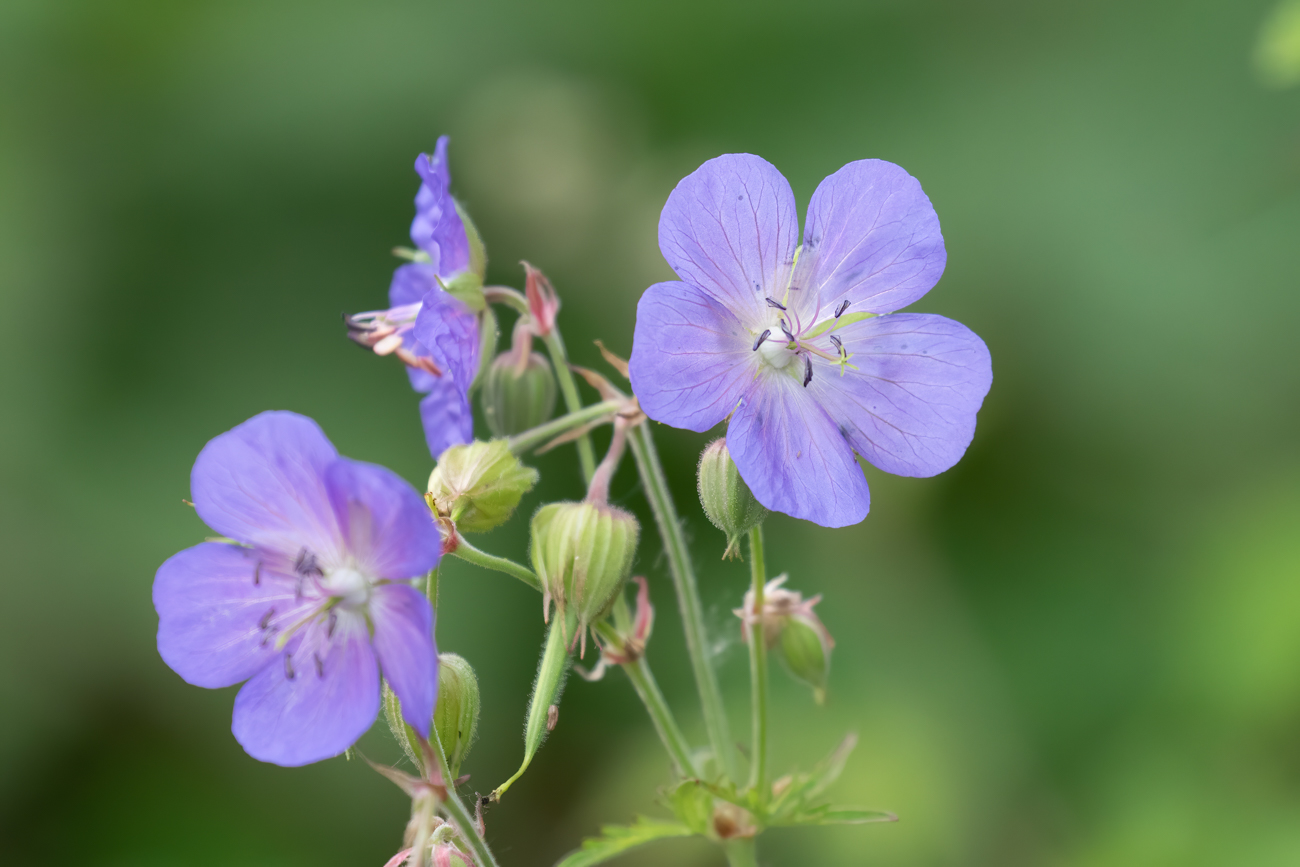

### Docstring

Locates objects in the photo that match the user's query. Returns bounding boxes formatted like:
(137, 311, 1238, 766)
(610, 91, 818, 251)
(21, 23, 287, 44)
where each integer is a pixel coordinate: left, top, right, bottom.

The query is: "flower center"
(758, 337, 797, 370)
(323, 566, 371, 609)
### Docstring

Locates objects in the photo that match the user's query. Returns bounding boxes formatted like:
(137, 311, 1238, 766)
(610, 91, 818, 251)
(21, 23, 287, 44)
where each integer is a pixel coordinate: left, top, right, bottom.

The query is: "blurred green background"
(2, 1, 1299, 865)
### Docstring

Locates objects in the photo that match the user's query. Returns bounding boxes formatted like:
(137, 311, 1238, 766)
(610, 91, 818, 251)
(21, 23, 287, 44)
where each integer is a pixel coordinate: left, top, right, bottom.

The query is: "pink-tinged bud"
(431, 844, 474, 867)
(734, 575, 835, 704)
(522, 261, 560, 337)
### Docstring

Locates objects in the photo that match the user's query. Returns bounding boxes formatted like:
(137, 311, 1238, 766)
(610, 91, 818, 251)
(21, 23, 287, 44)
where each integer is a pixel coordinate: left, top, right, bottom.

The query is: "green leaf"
(819, 809, 898, 825)
(553, 817, 693, 867)
(805, 732, 857, 798)
(664, 780, 713, 835)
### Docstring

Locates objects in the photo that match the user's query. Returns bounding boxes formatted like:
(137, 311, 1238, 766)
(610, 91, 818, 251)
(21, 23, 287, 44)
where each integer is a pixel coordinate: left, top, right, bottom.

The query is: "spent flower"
(153, 411, 441, 766)
(629, 153, 992, 526)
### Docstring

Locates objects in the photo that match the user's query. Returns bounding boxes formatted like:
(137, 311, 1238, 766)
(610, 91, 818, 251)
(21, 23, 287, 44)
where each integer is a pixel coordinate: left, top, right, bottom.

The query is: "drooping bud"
(697, 438, 769, 559)
(433, 653, 480, 778)
(481, 350, 557, 436)
(734, 575, 835, 704)
(427, 440, 538, 534)
(530, 501, 639, 653)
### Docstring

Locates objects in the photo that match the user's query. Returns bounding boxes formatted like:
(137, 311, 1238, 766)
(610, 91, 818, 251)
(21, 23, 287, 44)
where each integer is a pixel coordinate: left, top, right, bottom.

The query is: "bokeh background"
(3, 1, 1299, 865)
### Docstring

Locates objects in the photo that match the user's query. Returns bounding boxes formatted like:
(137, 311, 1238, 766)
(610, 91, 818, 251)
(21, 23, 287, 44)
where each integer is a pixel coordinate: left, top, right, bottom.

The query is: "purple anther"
(765, 297, 786, 311)
(803, 355, 814, 387)
(834, 299, 851, 318)
(752, 329, 772, 351)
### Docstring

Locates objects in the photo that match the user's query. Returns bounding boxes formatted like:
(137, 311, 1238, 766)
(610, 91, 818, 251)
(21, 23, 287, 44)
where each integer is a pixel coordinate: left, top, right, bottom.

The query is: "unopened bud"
(697, 438, 768, 559)
(427, 440, 538, 533)
(481, 351, 557, 437)
(735, 575, 834, 704)
(432, 843, 474, 867)
(530, 501, 639, 652)
(434, 653, 481, 777)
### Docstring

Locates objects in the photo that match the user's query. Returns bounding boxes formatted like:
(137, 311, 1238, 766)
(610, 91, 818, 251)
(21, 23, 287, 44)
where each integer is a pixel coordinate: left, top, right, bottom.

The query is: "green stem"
(426, 566, 439, 608)
(622, 656, 698, 779)
(506, 399, 622, 456)
(428, 730, 500, 867)
(450, 535, 541, 592)
(723, 838, 758, 867)
(746, 525, 768, 802)
(628, 423, 736, 780)
(541, 329, 597, 484)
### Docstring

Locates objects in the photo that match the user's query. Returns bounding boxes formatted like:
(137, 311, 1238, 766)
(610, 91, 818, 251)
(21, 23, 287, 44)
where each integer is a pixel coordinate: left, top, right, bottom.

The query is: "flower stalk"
(628, 423, 737, 780)
(746, 525, 769, 802)
(448, 533, 540, 592)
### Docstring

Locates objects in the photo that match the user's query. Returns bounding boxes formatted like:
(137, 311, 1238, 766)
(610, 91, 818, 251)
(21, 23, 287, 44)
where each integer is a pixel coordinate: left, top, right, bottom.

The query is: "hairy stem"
(429, 731, 499, 867)
(450, 534, 541, 592)
(506, 399, 622, 455)
(621, 654, 698, 778)
(628, 423, 737, 780)
(746, 525, 768, 801)
(541, 329, 597, 484)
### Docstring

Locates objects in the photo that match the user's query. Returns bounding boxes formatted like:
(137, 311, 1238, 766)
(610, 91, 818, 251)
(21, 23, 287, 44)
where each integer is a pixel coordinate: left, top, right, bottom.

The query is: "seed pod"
(433, 653, 481, 777)
(481, 351, 558, 437)
(530, 501, 639, 649)
(427, 440, 538, 533)
(697, 438, 768, 558)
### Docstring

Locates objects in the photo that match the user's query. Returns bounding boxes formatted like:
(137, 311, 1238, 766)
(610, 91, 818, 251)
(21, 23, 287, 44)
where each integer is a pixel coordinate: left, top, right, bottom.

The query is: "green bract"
(697, 438, 768, 559)
(427, 440, 538, 533)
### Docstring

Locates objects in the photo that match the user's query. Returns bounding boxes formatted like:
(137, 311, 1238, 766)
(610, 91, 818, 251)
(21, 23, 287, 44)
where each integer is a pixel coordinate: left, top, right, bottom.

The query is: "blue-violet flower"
(629, 154, 992, 527)
(153, 411, 441, 766)
(346, 136, 482, 459)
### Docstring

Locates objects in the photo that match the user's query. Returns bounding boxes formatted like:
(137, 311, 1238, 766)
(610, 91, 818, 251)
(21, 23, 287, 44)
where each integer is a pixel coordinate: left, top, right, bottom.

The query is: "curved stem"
(628, 423, 737, 780)
(506, 399, 622, 455)
(429, 730, 499, 867)
(450, 535, 541, 592)
(746, 526, 768, 802)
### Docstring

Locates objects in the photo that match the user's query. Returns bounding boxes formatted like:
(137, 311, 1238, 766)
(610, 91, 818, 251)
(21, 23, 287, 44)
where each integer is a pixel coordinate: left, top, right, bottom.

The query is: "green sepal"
(434, 653, 481, 779)
(382, 680, 425, 773)
(491, 611, 574, 800)
(457, 201, 487, 282)
(442, 270, 486, 312)
(552, 817, 693, 867)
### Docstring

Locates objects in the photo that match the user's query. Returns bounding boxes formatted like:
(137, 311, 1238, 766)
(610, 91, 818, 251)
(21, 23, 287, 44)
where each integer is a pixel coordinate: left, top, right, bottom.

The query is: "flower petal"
(727, 372, 870, 528)
(324, 458, 441, 580)
(190, 412, 344, 561)
(413, 287, 480, 390)
(231, 609, 379, 766)
(411, 136, 470, 277)
(418, 374, 474, 460)
(370, 583, 438, 739)
(154, 542, 311, 689)
(659, 153, 799, 323)
(798, 160, 946, 314)
(629, 281, 758, 432)
(815, 313, 992, 477)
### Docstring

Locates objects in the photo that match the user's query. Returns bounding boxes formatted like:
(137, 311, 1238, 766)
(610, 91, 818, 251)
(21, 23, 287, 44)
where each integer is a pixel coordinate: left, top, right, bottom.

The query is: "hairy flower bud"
(735, 575, 835, 704)
(530, 501, 639, 653)
(481, 350, 558, 437)
(697, 438, 769, 558)
(434, 653, 480, 778)
(427, 440, 538, 533)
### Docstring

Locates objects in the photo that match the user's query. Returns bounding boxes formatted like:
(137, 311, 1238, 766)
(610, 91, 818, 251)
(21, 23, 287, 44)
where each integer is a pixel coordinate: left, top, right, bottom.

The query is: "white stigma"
(324, 566, 371, 609)
(759, 337, 797, 370)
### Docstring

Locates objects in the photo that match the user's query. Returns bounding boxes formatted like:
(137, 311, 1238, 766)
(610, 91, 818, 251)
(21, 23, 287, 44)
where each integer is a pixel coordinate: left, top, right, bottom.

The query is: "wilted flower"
(628, 154, 992, 527)
(153, 412, 441, 766)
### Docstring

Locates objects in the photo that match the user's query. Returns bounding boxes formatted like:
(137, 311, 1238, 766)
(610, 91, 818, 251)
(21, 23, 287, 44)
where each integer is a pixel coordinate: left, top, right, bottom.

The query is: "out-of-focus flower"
(153, 412, 440, 766)
(346, 137, 488, 459)
(735, 575, 834, 704)
(628, 154, 992, 527)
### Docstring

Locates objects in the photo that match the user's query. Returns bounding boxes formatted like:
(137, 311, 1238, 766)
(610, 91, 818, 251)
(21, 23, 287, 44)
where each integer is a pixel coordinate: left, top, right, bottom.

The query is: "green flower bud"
(697, 438, 769, 559)
(778, 611, 833, 705)
(481, 351, 558, 437)
(530, 501, 639, 650)
(427, 440, 538, 533)
(434, 653, 480, 778)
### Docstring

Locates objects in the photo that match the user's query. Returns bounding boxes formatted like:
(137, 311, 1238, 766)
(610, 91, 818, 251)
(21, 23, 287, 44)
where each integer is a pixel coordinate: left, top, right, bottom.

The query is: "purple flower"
(153, 411, 441, 766)
(629, 154, 992, 528)
(346, 136, 482, 458)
